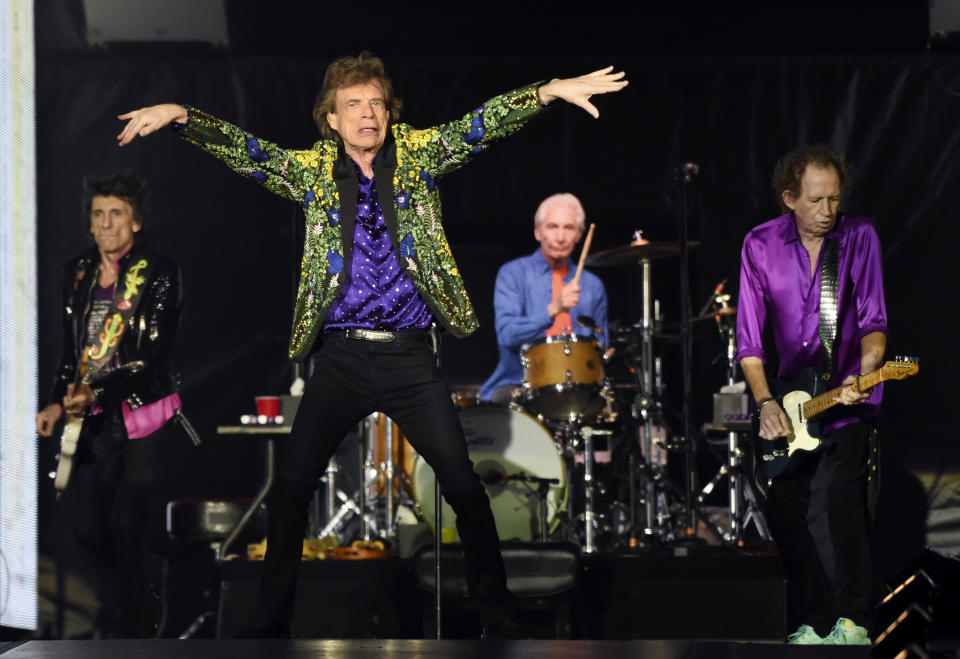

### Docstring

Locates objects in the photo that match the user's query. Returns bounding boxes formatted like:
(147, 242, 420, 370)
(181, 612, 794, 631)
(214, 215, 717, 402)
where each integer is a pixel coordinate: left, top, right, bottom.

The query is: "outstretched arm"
(117, 104, 188, 146)
(537, 66, 629, 118)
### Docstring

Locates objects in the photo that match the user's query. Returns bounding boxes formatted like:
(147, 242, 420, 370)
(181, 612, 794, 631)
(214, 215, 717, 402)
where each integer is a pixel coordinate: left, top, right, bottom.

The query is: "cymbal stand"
(631, 254, 679, 542)
(638, 256, 658, 540)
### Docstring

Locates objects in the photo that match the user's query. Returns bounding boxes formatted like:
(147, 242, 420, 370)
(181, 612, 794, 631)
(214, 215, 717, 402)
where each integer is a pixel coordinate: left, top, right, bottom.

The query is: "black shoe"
(478, 597, 524, 640)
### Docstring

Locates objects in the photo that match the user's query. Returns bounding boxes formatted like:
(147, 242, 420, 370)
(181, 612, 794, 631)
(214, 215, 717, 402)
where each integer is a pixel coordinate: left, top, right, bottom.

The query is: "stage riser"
(581, 554, 787, 640)
(215, 551, 786, 640)
(216, 560, 420, 638)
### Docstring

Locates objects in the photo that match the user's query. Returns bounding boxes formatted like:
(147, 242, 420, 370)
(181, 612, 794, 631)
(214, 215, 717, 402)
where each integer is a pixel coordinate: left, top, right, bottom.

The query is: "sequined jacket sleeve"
(404, 82, 546, 180)
(174, 107, 317, 203)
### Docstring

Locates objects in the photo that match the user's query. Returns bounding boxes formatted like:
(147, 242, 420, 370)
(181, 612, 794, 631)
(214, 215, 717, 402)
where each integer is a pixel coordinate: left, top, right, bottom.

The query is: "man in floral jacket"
(117, 52, 626, 637)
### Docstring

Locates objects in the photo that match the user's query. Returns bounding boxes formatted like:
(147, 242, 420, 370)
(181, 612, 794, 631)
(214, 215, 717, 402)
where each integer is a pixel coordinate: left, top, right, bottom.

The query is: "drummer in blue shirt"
(479, 193, 609, 403)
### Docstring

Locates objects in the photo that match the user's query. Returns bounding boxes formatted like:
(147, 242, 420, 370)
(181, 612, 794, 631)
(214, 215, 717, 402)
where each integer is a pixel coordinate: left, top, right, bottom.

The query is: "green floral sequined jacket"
(177, 83, 544, 360)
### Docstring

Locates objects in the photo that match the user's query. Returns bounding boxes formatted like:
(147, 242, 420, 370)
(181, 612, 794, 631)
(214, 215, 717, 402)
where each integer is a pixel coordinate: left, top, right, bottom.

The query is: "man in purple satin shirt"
(736, 145, 887, 646)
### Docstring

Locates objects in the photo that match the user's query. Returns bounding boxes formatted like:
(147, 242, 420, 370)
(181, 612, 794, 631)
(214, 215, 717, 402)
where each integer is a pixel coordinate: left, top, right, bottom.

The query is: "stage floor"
(0, 639, 873, 658)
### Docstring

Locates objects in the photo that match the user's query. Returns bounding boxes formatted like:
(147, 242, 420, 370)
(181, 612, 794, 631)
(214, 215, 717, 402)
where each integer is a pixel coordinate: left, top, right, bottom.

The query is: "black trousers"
(71, 409, 170, 637)
(764, 421, 875, 636)
(250, 332, 507, 627)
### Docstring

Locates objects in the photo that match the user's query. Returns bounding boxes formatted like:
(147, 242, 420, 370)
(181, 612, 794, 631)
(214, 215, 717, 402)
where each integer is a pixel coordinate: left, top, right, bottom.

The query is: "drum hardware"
(580, 425, 611, 553)
(699, 307, 771, 546)
(586, 227, 712, 545)
(314, 412, 415, 544)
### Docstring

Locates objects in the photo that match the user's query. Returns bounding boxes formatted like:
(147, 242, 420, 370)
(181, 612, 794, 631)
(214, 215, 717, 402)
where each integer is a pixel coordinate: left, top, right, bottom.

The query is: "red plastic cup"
(255, 396, 281, 418)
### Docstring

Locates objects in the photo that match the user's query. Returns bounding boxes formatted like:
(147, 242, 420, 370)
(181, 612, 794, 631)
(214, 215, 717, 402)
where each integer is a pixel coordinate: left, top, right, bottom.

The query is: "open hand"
(117, 103, 188, 146)
(537, 66, 629, 118)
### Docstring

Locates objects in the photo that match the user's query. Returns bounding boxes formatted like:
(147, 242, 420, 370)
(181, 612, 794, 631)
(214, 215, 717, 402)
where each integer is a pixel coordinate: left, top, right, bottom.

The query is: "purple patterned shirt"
(736, 213, 888, 431)
(324, 160, 433, 331)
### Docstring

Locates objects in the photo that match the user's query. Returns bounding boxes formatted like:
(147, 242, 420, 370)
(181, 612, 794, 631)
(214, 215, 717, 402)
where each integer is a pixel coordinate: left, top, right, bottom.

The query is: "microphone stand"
(675, 163, 700, 542)
(497, 472, 560, 543)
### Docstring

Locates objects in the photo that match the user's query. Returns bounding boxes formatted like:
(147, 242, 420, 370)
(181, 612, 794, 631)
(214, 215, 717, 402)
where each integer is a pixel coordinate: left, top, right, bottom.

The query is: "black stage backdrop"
(35, 50, 960, 585)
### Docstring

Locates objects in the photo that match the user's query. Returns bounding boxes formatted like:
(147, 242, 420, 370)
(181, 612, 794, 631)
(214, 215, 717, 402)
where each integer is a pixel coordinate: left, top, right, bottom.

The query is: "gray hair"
(533, 193, 586, 232)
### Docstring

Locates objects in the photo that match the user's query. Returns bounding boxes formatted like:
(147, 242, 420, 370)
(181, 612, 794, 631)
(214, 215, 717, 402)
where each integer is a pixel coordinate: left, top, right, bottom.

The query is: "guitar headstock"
(881, 357, 919, 380)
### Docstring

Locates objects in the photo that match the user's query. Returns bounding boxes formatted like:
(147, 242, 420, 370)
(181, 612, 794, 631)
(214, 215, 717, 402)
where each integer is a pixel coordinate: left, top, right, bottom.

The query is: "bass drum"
(412, 404, 567, 542)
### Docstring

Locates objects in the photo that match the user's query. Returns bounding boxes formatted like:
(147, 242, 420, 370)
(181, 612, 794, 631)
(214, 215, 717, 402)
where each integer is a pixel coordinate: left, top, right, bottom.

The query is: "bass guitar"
(754, 357, 918, 480)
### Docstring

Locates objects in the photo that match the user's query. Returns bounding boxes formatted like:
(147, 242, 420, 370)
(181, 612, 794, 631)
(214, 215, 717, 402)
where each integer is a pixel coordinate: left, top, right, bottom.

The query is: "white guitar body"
(781, 389, 823, 458)
(54, 414, 83, 491)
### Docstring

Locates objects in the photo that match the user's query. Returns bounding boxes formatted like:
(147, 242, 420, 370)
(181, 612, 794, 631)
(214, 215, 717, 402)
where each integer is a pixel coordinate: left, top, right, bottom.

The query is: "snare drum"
(412, 404, 567, 542)
(520, 334, 605, 420)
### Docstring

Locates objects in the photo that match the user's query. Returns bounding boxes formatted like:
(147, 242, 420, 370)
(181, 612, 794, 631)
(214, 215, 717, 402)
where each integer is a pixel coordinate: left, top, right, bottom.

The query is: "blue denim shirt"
(478, 248, 608, 401)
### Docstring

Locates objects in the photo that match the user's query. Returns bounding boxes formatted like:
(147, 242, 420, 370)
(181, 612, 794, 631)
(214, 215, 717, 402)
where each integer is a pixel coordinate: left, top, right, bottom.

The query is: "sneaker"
(823, 617, 871, 645)
(787, 624, 824, 645)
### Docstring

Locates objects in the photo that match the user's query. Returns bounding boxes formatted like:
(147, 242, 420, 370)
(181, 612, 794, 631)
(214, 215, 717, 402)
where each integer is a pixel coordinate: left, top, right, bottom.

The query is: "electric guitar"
(54, 348, 91, 492)
(754, 357, 918, 481)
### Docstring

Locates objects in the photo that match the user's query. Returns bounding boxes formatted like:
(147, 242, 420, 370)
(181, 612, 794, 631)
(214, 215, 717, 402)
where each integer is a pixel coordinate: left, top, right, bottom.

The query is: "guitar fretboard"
(801, 370, 884, 419)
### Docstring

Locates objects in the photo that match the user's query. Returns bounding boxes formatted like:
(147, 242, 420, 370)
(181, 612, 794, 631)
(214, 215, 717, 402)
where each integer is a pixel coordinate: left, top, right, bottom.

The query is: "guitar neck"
(802, 369, 884, 419)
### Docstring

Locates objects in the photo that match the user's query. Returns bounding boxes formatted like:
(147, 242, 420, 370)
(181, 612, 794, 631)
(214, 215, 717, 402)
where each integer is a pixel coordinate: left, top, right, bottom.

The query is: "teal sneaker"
(787, 624, 824, 645)
(823, 617, 871, 645)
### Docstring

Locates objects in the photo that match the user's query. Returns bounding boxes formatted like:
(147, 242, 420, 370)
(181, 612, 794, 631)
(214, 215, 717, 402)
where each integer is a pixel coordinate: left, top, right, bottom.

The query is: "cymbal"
(585, 241, 700, 266)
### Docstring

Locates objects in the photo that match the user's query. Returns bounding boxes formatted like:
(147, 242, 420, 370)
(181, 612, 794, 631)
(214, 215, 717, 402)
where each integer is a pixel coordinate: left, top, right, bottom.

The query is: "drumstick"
(573, 223, 596, 285)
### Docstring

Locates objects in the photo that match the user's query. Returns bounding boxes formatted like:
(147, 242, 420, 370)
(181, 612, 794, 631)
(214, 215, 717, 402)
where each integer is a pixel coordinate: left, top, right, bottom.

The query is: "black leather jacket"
(50, 242, 182, 412)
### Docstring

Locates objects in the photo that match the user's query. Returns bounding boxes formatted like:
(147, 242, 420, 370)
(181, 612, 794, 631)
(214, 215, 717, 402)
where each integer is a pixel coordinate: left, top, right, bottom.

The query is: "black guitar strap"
(817, 238, 839, 382)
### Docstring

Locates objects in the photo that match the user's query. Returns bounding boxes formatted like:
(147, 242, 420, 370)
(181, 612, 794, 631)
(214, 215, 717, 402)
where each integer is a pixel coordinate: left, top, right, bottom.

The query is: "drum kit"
(310, 231, 771, 555)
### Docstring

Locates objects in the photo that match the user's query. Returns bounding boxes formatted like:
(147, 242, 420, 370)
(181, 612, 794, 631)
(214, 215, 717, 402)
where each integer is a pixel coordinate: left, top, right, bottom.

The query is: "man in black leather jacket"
(36, 171, 183, 638)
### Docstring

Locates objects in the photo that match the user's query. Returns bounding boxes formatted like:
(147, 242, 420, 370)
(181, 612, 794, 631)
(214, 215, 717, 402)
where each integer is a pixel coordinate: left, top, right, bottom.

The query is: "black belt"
(334, 327, 429, 344)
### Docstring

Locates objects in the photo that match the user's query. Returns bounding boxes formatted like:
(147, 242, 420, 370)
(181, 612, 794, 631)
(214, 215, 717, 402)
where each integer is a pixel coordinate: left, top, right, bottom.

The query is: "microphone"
(697, 278, 727, 318)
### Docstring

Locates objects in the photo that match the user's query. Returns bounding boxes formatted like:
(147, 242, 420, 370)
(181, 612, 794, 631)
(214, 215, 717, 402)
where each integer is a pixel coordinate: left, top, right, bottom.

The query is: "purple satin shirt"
(736, 213, 888, 432)
(324, 162, 433, 331)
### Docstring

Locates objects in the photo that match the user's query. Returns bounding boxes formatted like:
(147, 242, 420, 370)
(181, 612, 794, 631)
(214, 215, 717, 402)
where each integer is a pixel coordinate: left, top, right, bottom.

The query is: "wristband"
(756, 397, 777, 410)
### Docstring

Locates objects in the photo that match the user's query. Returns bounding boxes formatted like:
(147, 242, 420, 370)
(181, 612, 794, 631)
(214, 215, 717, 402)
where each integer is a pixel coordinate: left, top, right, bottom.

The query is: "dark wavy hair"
(82, 170, 150, 233)
(772, 144, 851, 212)
(312, 51, 402, 141)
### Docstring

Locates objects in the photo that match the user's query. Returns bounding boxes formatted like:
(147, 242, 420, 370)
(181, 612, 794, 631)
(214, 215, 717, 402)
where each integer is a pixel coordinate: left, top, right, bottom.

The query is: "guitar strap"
(84, 256, 155, 379)
(817, 238, 839, 382)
